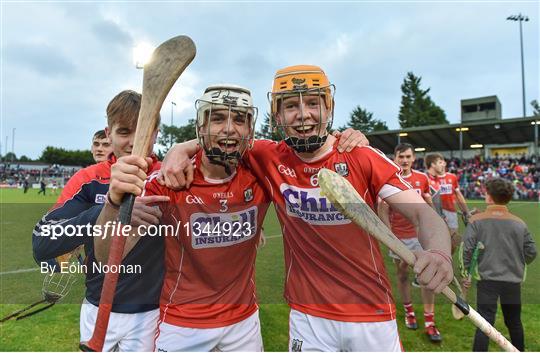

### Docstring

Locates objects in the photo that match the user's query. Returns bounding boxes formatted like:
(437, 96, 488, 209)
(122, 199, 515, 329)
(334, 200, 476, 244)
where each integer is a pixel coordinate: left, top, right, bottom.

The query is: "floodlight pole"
(507, 13, 529, 118)
(459, 129, 463, 160)
(4, 136, 7, 163)
(11, 128, 15, 162)
(535, 121, 538, 157)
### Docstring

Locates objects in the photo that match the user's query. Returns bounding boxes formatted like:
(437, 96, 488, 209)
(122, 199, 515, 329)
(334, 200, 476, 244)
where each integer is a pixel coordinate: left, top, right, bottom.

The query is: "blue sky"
(1, 1, 538, 159)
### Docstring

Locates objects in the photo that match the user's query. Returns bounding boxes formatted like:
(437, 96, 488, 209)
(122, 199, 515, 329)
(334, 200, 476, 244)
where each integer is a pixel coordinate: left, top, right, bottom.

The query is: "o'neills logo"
(279, 184, 350, 225)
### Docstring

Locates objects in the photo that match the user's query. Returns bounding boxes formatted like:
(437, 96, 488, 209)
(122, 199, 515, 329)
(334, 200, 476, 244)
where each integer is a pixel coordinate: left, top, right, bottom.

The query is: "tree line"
(7, 72, 539, 166)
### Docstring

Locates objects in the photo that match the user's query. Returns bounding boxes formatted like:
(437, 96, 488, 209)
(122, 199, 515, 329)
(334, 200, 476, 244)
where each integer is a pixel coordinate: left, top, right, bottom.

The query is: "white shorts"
(442, 209, 458, 230)
(389, 237, 423, 260)
(80, 299, 159, 352)
(288, 309, 402, 352)
(155, 310, 263, 352)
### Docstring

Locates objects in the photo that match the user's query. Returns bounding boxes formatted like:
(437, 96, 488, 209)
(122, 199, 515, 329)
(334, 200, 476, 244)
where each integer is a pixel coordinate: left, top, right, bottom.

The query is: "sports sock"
(424, 311, 435, 327)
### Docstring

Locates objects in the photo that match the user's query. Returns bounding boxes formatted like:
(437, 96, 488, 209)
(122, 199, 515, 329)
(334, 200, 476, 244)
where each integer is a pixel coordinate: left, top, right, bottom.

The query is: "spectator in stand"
(412, 154, 538, 201)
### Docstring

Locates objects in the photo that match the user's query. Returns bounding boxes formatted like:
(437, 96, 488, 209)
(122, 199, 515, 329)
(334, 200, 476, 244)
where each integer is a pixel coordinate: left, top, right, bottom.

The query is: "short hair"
(424, 152, 444, 169)
(106, 90, 160, 130)
(394, 143, 414, 155)
(486, 178, 514, 205)
(93, 129, 107, 140)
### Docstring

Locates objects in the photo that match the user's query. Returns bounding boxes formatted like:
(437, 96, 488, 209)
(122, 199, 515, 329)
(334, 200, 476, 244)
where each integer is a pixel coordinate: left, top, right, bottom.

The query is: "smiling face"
(276, 93, 330, 140)
(195, 85, 257, 167)
(199, 108, 253, 157)
(269, 65, 335, 154)
(105, 123, 135, 158)
(105, 90, 159, 158)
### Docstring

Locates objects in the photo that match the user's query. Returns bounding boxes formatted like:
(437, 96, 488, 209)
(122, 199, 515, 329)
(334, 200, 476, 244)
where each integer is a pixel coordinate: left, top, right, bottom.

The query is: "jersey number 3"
(219, 199, 228, 212)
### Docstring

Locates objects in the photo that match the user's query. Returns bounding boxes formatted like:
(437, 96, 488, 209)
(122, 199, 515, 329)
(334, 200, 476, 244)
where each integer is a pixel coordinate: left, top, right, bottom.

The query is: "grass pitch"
(0, 188, 538, 351)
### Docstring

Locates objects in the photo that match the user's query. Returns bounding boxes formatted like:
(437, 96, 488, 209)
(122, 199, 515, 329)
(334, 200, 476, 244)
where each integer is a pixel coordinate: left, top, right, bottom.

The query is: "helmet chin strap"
(204, 147, 241, 176)
(285, 135, 328, 153)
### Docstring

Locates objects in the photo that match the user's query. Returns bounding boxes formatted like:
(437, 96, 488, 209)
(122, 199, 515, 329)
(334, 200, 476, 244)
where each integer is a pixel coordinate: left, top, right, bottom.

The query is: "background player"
(161, 65, 454, 351)
(425, 152, 471, 253)
(95, 85, 270, 351)
(91, 129, 113, 163)
(33, 90, 167, 351)
(90, 130, 113, 163)
(378, 143, 442, 342)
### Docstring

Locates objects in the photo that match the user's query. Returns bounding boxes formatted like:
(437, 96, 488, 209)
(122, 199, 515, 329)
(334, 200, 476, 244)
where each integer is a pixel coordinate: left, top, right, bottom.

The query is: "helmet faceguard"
(268, 65, 335, 153)
(195, 84, 257, 170)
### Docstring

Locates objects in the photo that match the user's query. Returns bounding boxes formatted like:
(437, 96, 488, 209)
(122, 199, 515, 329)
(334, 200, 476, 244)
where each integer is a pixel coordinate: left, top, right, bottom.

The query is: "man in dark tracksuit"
(32, 90, 167, 351)
(462, 178, 537, 351)
(38, 180, 46, 195)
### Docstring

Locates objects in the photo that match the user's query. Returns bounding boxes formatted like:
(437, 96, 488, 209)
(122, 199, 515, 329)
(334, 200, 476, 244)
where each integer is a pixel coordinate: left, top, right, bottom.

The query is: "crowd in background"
(2, 154, 539, 201)
(414, 154, 539, 201)
(0, 163, 79, 187)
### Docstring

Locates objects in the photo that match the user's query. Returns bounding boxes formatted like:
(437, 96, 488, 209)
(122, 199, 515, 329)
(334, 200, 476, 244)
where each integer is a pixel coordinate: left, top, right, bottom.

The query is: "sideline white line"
(0, 268, 39, 275)
(265, 233, 282, 239)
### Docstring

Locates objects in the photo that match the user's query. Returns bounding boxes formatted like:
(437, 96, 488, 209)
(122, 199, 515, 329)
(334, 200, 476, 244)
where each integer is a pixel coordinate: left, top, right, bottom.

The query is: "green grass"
(1, 188, 538, 351)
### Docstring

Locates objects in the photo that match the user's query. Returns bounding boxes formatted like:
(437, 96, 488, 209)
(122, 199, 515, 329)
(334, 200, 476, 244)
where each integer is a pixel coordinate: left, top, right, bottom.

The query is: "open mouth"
(292, 125, 318, 136)
(217, 138, 240, 151)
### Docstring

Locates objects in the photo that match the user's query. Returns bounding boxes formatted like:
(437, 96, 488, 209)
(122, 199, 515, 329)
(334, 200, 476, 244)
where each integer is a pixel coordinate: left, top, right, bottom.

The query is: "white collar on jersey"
(293, 145, 334, 163)
(203, 169, 237, 184)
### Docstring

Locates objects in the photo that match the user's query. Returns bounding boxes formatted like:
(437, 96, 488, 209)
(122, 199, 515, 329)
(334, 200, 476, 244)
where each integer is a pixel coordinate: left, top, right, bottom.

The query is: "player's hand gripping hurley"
(317, 168, 518, 352)
(79, 35, 196, 352)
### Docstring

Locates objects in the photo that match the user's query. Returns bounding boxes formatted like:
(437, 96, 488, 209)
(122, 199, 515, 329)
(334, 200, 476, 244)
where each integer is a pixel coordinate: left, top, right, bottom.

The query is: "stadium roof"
(366, 116, 539, 154)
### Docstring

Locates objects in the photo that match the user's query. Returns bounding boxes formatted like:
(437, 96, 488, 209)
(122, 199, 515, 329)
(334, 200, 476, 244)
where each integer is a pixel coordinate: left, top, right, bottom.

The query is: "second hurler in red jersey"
(389, 170, 430, 239)
(246, 140, 410, 322)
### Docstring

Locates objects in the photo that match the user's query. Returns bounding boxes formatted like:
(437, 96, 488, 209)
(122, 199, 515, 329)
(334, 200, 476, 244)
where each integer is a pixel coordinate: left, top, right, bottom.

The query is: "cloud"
(5, 42, 76, 77)
(2, 1, 538, 159)
(91, 18, 132, 48)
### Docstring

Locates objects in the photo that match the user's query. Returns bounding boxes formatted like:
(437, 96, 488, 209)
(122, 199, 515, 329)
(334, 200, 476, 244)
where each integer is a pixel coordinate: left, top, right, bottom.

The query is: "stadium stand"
(0, 162, 80, 188)
(367, 115, 539, 201)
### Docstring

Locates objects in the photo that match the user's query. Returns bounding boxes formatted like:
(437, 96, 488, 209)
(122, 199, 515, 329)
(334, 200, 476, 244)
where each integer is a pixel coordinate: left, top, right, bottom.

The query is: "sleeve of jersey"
(143, 172, 172, 214)
(422, 174, 430, 194)
(143, 171, 168, 196)
(32, 172, 101, 263)
(453, 175, 460, 190)
(359, 147, 411, 200)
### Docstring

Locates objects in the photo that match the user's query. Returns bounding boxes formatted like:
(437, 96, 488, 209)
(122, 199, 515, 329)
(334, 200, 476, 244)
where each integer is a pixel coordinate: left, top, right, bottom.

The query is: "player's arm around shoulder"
(159, 139, 200, 190)
(384, 189, 453, 293)
(330, 128, 369, 153)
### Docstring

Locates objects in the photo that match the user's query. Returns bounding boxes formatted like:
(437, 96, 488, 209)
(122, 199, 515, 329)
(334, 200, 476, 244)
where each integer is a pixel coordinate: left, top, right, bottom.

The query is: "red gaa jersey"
(438, 173, 459, 212)
(144, 151, 270, 328)
(246, 140, 410, 323)
(389, 170, 429, 239)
